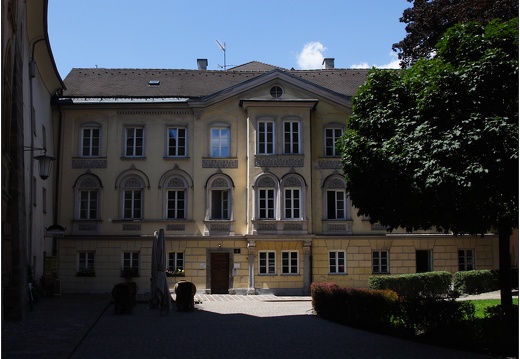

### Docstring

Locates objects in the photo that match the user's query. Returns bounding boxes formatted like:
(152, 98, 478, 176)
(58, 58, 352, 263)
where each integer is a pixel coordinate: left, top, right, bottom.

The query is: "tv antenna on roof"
(216, 40, 227, 71)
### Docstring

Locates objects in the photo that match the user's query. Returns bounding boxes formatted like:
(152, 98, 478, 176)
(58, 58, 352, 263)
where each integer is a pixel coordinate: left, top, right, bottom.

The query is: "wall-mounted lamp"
(23, 147, 56, 180)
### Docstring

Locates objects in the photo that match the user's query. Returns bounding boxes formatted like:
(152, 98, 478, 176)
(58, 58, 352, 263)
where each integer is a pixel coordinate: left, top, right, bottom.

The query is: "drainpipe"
(28, 37, 46, 275)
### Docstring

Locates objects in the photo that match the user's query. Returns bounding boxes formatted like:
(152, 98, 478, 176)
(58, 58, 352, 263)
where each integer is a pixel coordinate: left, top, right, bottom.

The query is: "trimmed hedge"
(368, 271, 452, 299)
(453, 270, 500, 294)
(311, 282, 398, 333)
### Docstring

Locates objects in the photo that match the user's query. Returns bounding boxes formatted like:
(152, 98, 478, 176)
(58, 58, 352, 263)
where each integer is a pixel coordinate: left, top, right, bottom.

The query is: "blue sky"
(48, 0, 411, 78)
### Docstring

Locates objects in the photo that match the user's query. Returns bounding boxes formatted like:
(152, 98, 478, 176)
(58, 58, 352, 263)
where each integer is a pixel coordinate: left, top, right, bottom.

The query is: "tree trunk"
(498, 228, 513, 312)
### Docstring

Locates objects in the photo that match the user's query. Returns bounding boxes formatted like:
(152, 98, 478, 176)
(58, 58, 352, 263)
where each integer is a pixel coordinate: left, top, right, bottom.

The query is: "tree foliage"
(339, 18, 518, 236)
(393, 0, 518, 67)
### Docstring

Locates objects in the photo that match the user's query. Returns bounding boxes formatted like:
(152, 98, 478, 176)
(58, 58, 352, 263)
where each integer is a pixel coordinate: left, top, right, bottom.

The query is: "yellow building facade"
(54, 62, 499, 295)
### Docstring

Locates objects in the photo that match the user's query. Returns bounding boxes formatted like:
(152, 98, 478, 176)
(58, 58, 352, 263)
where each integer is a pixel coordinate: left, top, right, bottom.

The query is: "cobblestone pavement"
(2, 292, 506, 359)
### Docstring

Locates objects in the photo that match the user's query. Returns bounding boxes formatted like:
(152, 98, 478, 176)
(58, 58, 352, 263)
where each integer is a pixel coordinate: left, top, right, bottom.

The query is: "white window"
(255, 175, 278, 220)
(125, 127, 144, 157)
(257, 120, 275, 154)
(282, 251, 298, 274)
(75, 174, 101, 220)
(81, 126, 100, 157)
(373, 250, 389, 274)
(458, 249, 475, 271)
(282, 175, 304, 220)
(259, 251, 276, 274)
(167, 127, 187, 157)
(78, 252, 95, 271)
(329, 251, 346, 274)
(324, 127, 343, 157)
(210, 127, 230, 157)
(326, 190, 346, 220)
(168, 252, 184, 272)
(207, 175, 233, 220)
(283, 120, 300, 154)
(164, 176, 187, 220)
(122, 252, 139, 277)
(121, 176, 144, 220)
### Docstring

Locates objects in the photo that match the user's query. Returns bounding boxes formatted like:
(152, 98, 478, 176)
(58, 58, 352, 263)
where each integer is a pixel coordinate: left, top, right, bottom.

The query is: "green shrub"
(311, 283, 399, 333)
(453, 270, 499, 294)
(368, 271, 452, 299)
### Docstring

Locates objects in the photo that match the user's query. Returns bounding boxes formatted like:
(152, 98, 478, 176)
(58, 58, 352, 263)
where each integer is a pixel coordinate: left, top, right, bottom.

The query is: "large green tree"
(393, 0, 518, 67)
(339, 18, 518, 308)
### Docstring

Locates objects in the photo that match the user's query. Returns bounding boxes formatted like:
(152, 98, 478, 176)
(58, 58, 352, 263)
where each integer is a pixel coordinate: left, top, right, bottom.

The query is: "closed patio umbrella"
(150, 229, 171, 314)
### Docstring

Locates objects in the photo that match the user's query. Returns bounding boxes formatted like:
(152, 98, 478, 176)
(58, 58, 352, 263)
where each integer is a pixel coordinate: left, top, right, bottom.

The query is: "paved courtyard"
(2, 293, 504, 359)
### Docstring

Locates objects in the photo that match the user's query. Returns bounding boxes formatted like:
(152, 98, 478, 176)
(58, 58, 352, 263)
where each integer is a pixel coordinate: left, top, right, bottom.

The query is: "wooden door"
(211, 253, 229, 294)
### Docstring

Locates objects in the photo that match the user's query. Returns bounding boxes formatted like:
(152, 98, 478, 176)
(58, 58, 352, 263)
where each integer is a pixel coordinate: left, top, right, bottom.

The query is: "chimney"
(197, 59, 208, 70)
(322, 58, 335, 69)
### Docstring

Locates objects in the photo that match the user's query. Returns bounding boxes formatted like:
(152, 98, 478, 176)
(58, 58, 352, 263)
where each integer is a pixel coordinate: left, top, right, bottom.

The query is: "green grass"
(469, 298, 519, 318)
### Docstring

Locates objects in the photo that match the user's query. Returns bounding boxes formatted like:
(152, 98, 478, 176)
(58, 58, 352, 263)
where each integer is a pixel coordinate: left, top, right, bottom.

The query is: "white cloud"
(351, 52, 400, 69)
(297, 42, 327, 69)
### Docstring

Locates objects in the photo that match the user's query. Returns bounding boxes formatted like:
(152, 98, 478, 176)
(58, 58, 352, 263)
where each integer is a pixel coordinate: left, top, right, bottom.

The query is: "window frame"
(372, 250, 389, 274)
(167, 126, 187, 157)
(80, 125, 101, 157)
(281, 251, 299, 274)
(283, 120, 301, 154)
(257, 120, 275, 155)
(74, 174, 102, 220)
(122, 252, 140, 277)
(207, 175, 233, 221)
(329, 250, 347, 274)
(121, 176, 144, 220)
(124, 126, 144, 157)
(168, 252, 184, 272)
(324, 127, 343, 157)
(259, 251, 276, 275)
(210, 126, 230, 158)
(78, 251, 95, 271)
(326, 189, 347, 220)
(458, 249, 475, 271)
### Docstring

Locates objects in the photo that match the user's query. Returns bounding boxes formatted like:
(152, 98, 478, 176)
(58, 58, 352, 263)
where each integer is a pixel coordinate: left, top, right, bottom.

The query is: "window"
(324, 127, 343, 157)
(283, 120, 300, 154)
(210, 127, 230, 157)
(121, 176, 144, 219)
(211, 190, 229, 219)
(458, 249, 474, 271)
(284, 189, 301, 219)
(259, 251, 276, 274)
(78, 252, 95, 270)
(282, 176, 304, 220)
(164, 176, 187, 220)
(255, 175, 278, 220)
(259, 189, 275, 219)
(75, 174, 101, 220)
(207, 176, 233, 220)
(80, 190, 98, 219)
(168, 252, 184, 271)
(323, 176, 349, 221)
(257, 120, 274, 154)
(326, 190, 346, 220)
(270, 85, 283, 98)
(416, 250, 432, 273)
(42, 187, 47, 214)
(167, 127, 187, 157)
(329, 251, 346, 274)
(373, 250, 389, 274)
(81, 126, 100, 157)
(125, 127, 144, 157)
(122, 252, 139, 277)
(282, 251, 298, 274)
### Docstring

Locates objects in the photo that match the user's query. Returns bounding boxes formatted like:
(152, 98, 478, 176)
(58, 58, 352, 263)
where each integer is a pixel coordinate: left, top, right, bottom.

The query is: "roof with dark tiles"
(61, 61, 371, 99)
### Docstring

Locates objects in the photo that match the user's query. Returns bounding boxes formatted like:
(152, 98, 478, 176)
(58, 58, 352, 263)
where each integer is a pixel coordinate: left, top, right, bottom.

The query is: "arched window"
(323, 175, 349, 220)
(255, 174, 279, 220)
(206, 174, 233, 220)
(74, 174, 102, 220)
(164, 175, 188, 220)
(120, 175, 144, 219)
(281, 174, 305, 220)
